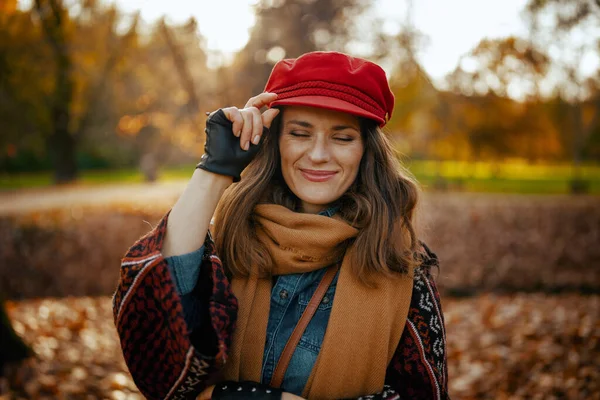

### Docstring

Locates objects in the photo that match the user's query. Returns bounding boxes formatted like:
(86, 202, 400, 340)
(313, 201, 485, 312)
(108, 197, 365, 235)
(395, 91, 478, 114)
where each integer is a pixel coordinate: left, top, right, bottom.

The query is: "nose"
(307, 135, 331, 164)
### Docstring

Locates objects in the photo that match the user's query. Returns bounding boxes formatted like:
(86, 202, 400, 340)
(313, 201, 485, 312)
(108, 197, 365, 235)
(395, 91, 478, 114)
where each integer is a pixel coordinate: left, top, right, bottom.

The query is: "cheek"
(278, 139, 301, 175)
(280, 143, 292, 162)
(338, 145, 364, 176)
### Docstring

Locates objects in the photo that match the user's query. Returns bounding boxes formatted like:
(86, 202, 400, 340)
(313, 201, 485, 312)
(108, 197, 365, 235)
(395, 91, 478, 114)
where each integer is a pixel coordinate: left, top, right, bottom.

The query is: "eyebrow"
(286, 120, 360, 132)
(287, 120, 312, 128)
(332, 125, 359, 132)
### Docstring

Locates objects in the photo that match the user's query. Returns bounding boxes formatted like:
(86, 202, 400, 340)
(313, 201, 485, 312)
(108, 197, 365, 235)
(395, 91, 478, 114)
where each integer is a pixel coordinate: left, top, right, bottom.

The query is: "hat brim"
(269, 95, 385, 126)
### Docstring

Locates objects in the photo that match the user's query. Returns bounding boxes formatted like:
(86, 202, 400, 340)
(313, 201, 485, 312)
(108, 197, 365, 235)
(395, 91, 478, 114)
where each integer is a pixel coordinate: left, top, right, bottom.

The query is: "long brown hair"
(214, 109, 421, 285)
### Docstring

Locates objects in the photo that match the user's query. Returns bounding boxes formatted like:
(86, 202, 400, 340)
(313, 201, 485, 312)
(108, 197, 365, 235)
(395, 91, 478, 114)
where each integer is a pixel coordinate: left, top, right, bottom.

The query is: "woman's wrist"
(162, 168, 232, 258)
(191, 167, 233, 192)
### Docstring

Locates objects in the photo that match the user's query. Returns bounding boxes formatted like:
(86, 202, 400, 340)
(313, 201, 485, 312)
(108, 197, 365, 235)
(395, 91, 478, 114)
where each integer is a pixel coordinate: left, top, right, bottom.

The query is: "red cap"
(264, 51, 395, 127)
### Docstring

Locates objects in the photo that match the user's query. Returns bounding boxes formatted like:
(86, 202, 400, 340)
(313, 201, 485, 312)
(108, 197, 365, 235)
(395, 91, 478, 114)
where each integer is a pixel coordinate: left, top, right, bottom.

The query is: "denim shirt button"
(279, 289, 289, 299)
(322, 296, 330, 304)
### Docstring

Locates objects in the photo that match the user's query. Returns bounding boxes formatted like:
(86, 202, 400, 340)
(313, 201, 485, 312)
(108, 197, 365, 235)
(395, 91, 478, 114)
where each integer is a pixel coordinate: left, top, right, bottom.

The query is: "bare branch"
(159, 19, 203, 133)
(75, 12, 140, 137)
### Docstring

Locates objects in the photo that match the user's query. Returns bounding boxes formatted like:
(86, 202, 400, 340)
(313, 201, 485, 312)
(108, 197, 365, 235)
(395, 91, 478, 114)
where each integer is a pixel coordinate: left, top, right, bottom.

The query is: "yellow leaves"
(149, 112, 174, 131)
(0, 0, 17, 15)
(116, 114, 148, 136)
(135, 93, 155, 110)
(174, 89, 190, 106)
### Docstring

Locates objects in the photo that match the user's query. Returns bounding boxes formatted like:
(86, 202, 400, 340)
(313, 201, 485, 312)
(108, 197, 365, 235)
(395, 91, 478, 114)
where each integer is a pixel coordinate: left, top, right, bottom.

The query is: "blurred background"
(0, 0, 598, 398)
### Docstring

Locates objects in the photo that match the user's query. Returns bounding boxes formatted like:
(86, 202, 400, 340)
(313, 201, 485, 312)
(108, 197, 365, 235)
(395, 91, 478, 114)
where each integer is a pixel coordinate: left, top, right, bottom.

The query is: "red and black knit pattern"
(202, 231, 239, 364)
(117, 259, 200, 398)
(112, 212, 170, 324)
(112, 214, 237, 399)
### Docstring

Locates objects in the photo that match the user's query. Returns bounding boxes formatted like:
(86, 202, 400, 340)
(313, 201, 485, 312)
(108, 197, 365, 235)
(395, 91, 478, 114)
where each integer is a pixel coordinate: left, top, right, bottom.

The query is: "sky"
(108, 0, 531, 81)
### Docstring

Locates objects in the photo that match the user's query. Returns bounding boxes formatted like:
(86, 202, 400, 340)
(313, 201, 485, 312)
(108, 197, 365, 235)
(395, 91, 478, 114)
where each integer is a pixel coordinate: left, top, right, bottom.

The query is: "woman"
(113, 51, 448, 400)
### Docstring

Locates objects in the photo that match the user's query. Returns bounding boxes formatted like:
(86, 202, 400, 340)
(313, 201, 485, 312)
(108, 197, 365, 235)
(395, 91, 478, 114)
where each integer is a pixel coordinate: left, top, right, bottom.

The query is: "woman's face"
(278, 106, 364, 214)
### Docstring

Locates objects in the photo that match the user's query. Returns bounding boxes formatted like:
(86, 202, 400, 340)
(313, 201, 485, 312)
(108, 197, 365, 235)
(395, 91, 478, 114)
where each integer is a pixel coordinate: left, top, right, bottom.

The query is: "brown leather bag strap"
(269, 265, 340, 389)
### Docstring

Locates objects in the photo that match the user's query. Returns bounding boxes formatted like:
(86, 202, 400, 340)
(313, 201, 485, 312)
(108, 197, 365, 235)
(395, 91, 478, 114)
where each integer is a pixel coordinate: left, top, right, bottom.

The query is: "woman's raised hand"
(196, 93, 280, 182)
(221, 92, 280, 150)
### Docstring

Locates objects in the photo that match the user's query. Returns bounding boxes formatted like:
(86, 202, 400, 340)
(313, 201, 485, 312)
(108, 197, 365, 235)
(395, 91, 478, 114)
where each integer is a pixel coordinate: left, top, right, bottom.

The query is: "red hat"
(264, 51, 395, 127)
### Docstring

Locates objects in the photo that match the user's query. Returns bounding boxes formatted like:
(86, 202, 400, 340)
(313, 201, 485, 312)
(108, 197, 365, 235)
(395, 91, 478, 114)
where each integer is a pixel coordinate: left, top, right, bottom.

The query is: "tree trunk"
(50, 50, 77, 184)
(49, 126, 77, 183)
(160, 20, 203, 134)
(570, 103, 589, 194)
(35, 0, 78, 184)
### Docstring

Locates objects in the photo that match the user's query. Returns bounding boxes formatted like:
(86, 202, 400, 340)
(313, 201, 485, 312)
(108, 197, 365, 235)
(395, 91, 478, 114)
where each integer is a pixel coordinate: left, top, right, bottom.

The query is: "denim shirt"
(165, 206, 339, 395)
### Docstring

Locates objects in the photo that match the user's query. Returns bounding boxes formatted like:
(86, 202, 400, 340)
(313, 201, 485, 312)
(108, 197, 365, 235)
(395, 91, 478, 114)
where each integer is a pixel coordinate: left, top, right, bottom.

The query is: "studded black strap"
(211, 380, 284, 399)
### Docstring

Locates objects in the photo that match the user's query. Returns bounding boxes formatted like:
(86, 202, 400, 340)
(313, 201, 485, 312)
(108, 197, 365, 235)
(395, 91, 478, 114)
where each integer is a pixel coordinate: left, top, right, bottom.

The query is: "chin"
(294, 185, 342, 207)
(298, 195, 336, 207)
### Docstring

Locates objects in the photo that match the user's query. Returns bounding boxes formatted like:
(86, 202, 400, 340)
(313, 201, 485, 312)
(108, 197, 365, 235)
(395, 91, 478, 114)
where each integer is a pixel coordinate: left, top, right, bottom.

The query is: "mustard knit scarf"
(221, 204, 414, 399)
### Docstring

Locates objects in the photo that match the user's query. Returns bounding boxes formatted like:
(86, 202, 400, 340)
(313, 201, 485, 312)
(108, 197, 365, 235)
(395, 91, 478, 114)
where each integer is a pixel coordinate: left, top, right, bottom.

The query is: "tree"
(385, 0, 437, 157)
(32, 0, 139, 183)
(33, 0, 77, 183)
(524, 0, 600, 190)
(444, 37, 563, 162)
(0, 2, 55, 171)
(111, 17, 212, 171)
(1, 1, 221, 177)
(228, 0, 372, 103)
(447, 37, 550, 101)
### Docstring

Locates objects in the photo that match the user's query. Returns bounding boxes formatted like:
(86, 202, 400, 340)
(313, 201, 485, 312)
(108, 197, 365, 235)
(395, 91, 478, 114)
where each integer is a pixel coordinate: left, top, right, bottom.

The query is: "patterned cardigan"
(112, 213, 449, 400)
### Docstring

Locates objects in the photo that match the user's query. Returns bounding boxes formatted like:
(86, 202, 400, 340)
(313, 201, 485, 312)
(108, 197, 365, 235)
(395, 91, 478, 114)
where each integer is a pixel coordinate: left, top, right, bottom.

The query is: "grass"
(404, 160, 600, 194)
(1, 160, 600, 194)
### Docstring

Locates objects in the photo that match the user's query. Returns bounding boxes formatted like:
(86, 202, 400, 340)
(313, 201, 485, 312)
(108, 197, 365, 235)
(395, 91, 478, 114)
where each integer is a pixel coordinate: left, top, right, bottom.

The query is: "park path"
(0, 180, 594, 217)
(0, 181, 188, 215)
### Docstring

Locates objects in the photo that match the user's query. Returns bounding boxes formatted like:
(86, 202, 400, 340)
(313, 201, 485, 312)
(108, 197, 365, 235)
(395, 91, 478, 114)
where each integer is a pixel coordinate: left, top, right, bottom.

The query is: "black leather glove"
(211, 381, 283, 399)
(196, 109, 267, 182)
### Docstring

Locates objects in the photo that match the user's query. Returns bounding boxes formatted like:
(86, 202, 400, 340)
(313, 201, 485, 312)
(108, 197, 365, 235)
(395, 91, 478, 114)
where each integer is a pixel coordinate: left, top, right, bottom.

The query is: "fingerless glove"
(196, 109, 267, 182)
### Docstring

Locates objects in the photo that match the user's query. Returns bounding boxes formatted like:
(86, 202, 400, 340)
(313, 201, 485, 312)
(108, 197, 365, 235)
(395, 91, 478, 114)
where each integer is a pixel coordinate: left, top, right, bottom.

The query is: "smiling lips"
(300, 169, 338, 182)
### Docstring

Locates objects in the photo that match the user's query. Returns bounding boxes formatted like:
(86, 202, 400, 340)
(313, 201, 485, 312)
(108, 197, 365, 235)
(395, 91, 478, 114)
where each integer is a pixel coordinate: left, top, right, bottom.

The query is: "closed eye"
(290, 131, 310, 137)
(335, 137, 354, 142)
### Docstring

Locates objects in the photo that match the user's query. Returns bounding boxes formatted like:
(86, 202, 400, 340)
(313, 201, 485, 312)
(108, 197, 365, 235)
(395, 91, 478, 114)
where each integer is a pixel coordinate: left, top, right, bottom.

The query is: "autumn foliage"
(1, 0, 599, 184)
